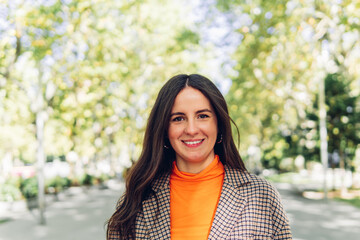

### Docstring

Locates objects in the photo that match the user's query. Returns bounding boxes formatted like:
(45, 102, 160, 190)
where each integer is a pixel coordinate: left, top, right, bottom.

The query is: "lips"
(182, 139, 204, 147)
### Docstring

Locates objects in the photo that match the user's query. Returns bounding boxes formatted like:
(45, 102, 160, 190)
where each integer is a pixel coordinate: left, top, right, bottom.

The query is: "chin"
(184, 155, 207, 162)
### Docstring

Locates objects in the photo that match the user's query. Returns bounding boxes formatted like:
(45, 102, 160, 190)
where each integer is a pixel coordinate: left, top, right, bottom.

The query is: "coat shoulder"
(224, 166, 280, 200)
(224, 167, 292, 239)
(246, 173, 281, 198)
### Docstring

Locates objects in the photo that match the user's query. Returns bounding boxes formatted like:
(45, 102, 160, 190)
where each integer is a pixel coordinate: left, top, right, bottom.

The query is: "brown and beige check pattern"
(108, 165, 292, 239)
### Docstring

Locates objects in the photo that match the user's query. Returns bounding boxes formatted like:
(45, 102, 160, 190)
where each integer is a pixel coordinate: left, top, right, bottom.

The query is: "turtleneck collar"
(171, 155, 224, 182)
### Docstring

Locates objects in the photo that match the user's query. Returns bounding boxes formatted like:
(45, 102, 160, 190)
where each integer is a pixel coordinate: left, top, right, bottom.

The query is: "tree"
(293, 73, 359, 189)
(212, 0, 360, 172)
(0, 0, 212, 205)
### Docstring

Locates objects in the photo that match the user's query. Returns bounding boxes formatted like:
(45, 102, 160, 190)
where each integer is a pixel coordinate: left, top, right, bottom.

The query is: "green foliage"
(265, 172, 312, 185)
(0, 177, 22, 202)
(285, 73, 360, 169)
(19, 177, 38, 199)
(95, 173, 110, 184)
(46, 176, 71, 193)
(0, 0, 208, 169)
(0, 218, 11, 224)
(0, 0, 359, 176)
(335, 197, 360, 209)
(79, 173, 95, 186)
(213, 0, 360, 172)
(221, 0, 314, 159)
(324, 74, 359, 157)
(174, 29, 200, 50)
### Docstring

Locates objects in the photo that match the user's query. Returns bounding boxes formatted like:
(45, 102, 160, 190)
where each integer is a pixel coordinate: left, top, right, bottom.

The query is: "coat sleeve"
(271, 187, 293, 239)
(107, 194, 135, 240)
(107, 227, 124, 240)
(274, 222, 292, 240)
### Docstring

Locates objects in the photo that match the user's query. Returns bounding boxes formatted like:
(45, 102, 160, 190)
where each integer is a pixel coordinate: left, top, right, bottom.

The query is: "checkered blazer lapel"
(208, 165, 251, 239)
(139, 166, 251, 240)
(141, 173, 171, 239)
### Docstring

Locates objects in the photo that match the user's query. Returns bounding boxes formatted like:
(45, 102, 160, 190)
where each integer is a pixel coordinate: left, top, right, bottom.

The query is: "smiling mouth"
(182, 139, 204, 147)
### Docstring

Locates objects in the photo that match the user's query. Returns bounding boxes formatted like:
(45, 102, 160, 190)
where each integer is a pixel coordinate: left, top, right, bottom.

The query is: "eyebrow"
(170, 109, 213, 117)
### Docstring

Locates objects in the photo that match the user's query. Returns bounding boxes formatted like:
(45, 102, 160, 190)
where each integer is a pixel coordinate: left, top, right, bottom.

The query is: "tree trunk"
(339, 151, 347, 197)
(36, 111, 46, 225)
(319, 74, 328, 199)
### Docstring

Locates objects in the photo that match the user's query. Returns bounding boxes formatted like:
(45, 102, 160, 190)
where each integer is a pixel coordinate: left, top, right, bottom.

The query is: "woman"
(107, 74, 292, 239)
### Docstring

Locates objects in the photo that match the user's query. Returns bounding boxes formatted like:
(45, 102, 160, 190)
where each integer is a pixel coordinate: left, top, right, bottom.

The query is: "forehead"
(171, 87, 213, 111)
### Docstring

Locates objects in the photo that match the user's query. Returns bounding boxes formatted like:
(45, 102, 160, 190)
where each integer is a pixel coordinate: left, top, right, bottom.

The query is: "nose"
(184, 119, 198, 135)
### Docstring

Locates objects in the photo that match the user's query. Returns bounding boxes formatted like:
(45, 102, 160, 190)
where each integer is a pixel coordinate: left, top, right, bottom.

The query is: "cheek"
(210, 129, 218, 141)
(206, 121, 218, 139)
(168, 125, 180, 140)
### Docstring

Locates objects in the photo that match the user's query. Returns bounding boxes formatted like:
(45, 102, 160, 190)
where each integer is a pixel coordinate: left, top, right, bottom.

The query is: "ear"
(216, 133, 223, 144)
(164, 137, 172, 149)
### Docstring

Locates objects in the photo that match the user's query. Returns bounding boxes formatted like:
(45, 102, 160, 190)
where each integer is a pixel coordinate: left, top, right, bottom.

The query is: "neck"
(175, 154, 216, 174)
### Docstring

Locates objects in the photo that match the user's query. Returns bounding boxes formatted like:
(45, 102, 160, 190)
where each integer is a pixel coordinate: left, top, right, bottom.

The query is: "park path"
(276, 183, 360, 240)
(1, 180, 360, 240)
(0, 180, 123, 240)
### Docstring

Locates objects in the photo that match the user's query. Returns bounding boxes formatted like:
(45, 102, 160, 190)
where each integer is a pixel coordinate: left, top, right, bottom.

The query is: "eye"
(198, 114, 209, 119)
(171, 116, 184, 122)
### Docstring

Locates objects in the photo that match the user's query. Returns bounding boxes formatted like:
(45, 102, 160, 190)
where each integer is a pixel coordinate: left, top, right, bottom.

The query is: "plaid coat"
(108, 165, 292, 239)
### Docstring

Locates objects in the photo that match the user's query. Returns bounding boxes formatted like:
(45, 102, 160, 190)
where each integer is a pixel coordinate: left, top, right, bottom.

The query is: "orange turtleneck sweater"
(170, 155, 225, 240)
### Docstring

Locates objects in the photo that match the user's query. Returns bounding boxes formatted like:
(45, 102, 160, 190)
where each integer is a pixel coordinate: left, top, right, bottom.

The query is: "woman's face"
(168, 87, 218, 173)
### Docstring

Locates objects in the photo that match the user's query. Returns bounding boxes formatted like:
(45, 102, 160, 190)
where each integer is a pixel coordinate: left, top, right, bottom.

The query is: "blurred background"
(0, 0, 359, 239)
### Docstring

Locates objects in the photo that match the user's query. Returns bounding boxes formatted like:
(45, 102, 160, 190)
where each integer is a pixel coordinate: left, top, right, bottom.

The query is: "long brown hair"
(107, 74, 246, 239)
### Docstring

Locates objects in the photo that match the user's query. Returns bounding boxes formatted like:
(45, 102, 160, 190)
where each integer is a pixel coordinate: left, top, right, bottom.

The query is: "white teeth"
(184, 140, 202, 145)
